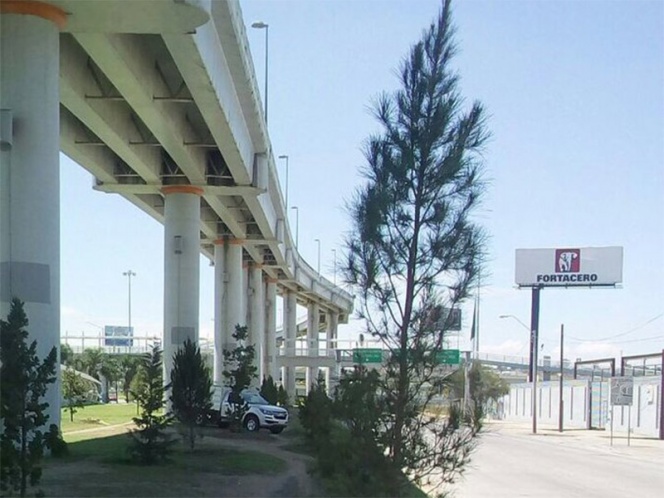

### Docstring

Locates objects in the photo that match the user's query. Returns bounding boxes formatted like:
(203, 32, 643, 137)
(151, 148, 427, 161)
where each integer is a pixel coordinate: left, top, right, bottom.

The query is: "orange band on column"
(161, 185, 204, 196)
(266, 277, 279, 284)
(1, 1, 67, 29)
(227, 238, 245, 245)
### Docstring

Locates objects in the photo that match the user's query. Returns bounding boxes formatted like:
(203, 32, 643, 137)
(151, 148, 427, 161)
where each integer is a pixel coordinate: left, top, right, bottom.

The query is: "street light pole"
(278, 154, 289, 210)
(498, 314, 530, 332)
(314, 238, 321, 275)
(500, 313, 539, 433)
(332, 249, 337, 285)
(559, 323, 564, 433)
(123, 270, 136, 336)
(291, 206, 299, 250)
(251, 21, 269, 123)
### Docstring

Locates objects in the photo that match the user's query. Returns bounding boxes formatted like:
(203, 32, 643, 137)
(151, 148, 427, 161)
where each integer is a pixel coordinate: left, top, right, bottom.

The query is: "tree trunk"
(20, 411, 27, 498)
(189, 425, 195, 452)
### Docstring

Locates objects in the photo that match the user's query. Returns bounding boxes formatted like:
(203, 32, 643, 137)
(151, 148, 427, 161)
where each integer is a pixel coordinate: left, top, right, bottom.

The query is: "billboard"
(515, 246, 623, 288)
(104, 325, 134, 347)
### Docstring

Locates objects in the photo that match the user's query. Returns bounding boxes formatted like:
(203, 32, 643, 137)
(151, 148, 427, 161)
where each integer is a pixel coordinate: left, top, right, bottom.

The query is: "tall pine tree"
(343, 0, 488, 493)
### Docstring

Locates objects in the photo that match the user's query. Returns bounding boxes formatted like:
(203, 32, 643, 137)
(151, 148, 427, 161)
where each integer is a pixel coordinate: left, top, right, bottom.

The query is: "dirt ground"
(41, 424, 323, 497)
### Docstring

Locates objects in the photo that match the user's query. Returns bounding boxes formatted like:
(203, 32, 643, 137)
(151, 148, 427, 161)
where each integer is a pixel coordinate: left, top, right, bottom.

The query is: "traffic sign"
(435, 349, 460, 365)
(352, 348, 383, 364)
(610, 377, 633, 406)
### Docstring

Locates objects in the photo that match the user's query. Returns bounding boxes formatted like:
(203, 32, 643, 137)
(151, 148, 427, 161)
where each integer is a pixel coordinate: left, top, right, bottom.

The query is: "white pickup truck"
(210, 386, 289, 434)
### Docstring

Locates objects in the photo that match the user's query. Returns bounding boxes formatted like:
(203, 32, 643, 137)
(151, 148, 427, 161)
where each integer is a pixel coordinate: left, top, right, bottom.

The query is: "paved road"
(448, 421, 664, 498)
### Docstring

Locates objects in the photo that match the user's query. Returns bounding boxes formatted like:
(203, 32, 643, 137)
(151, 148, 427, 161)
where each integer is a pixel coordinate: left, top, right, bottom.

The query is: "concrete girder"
(162, 30, 253, 185)
(93, 183, 263, 197)
(165, 30, 282, 257)
(71, 33, 253, 244)
(60, 35, 161, 184)
(54, 0, 210, 35)
(209, 1, 267, 149)
(72, 33, 207, 184)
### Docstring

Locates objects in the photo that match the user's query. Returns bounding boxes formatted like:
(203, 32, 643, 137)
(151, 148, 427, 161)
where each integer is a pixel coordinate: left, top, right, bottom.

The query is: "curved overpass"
(1, 0, 353, 424)
(57, 0, 352, 314)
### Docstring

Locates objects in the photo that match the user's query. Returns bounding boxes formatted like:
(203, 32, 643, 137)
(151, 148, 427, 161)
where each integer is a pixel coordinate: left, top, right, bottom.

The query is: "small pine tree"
(130, 363, 148, 415)
(222, 325, 257, 431)
(0, 298, 57, 498)
(62, 367, 88, 422)
(128, 345, 175, 464)
(277, 384, 290, 408)
(170, 339, 213, 451)
(120, 355, 141, 403)
(298, 372, 333, 446)
(260, 375, 279, 405)
(44, 424, 69, 458)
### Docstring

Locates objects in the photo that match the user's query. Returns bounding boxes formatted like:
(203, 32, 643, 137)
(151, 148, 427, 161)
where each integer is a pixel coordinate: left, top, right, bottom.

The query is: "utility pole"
(531, 327, 538, 434)
(558, 323, 564, 433)
(463, 351, 471, 414)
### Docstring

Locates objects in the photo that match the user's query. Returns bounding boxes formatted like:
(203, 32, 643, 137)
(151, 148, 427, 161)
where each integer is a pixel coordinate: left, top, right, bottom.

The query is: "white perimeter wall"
(504, 380, 590, 430)
(502, 376, 662, 438)
(609, 376, 661, 438)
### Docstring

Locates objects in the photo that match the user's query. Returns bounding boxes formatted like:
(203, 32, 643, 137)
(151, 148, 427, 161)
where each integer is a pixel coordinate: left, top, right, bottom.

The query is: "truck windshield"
(241, 392, 269, 405)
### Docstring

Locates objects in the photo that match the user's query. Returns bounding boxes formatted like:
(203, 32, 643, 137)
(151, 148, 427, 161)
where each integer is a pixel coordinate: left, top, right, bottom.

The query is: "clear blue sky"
(60, 0, 663, 362)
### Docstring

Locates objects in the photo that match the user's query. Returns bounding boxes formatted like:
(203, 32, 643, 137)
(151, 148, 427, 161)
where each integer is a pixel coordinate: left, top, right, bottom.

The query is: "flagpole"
(475, 272, 480, 354)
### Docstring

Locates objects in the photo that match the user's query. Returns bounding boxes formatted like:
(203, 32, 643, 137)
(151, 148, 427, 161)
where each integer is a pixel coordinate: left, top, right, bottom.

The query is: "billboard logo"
(556, 249, 580, 273)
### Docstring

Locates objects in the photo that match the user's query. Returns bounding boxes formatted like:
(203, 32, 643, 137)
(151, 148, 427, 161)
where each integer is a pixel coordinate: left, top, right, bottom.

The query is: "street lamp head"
(291, 205, 298, 211)
(251, 21, 268, 29)
(278, 154, 288, 159)
(498, 314, 510, 319)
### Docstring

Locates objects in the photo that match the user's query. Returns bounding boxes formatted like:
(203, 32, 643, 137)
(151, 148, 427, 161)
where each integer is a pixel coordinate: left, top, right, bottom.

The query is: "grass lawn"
(64, 433, 287, 474)
(42, 428, 289, 497)
(61, 403, 138, 434)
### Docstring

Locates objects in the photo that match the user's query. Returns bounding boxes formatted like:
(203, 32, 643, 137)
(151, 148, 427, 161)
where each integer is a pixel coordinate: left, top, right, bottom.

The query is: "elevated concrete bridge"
(1, 0, 353, 426)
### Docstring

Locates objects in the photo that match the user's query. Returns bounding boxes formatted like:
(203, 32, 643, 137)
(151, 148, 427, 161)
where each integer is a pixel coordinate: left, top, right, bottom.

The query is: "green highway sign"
(435, 349, 460, 365)
(352, 348, 383, 364)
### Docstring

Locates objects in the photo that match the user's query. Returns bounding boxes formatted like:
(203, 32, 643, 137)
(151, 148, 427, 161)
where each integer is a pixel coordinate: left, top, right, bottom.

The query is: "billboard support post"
(529, 287, 540, 383)
(660, 349, 664, 440)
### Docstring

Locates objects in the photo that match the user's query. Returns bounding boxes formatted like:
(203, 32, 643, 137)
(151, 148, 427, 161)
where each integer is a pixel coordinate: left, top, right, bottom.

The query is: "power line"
(602, 334, 664, 345)
(568, 312, 664, 343)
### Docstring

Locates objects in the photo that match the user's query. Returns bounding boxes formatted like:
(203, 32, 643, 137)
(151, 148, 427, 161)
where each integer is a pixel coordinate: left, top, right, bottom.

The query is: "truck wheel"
(244, 414, 260, 432)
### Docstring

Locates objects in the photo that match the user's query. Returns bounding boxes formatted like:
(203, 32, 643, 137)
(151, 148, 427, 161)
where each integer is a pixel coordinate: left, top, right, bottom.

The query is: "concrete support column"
(306, 302, 320, 392)
(325, 311, 339, 395)
(264, 278, 278, 382)
(162, 186, 202, 387)
(247, 262, 265, 384)
(283, 290, 297, 399)
(213, 241, 226, 385)
(224, 239, 245, 350)
(0, 1, 67, 428)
